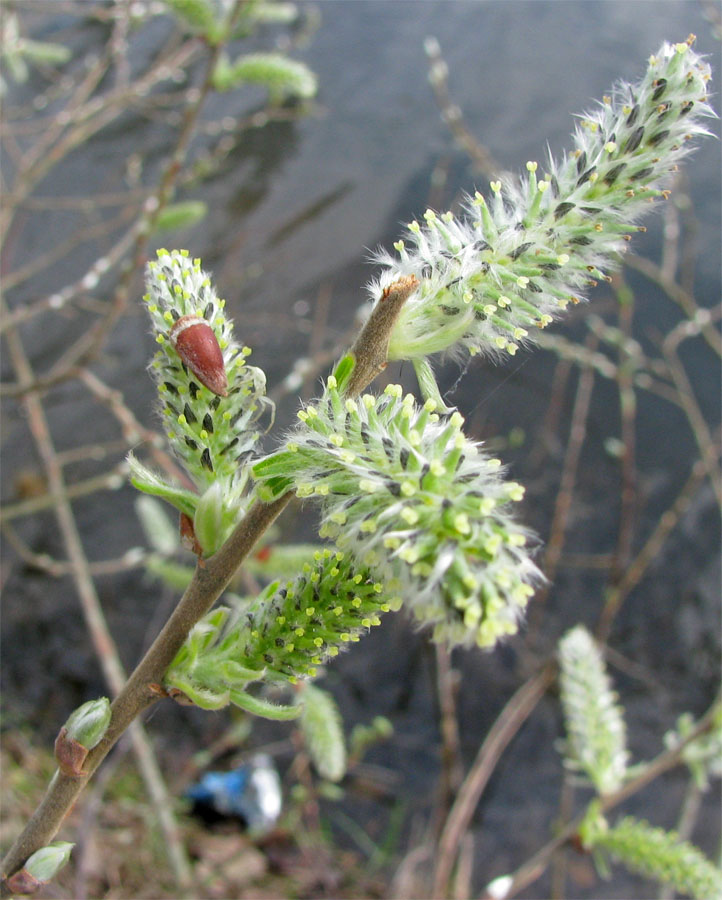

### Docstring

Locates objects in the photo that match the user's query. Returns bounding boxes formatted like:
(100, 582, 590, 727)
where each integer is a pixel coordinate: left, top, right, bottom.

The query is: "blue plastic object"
(185, 754, 282, 833)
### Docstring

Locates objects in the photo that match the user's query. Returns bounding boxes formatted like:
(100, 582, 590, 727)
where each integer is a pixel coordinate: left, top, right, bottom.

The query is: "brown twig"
(483, 695, 721, 900)
(624, 254, 721, 357)
(660, 339, 722, 510)
(423, 36, 501, 180)
(0, 3, 261, 889)
(434, 643, 464, 822)
(0, 275, 417, 890)
(609, 277, 639, 584)
(596, 455, 715, 643)
(0, 293, 194, 893)
(531, 336, 598, 620)
(0, 467, 126, 522)
(431, 663, 556, 898)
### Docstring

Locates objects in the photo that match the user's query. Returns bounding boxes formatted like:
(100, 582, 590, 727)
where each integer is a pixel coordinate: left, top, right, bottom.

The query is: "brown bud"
(4, 868, 41, 895)
(179, 512, 203, 556)
(167, 687, 196, 706)
(54, 727, 88, 778)
(169, 315, 228, 397)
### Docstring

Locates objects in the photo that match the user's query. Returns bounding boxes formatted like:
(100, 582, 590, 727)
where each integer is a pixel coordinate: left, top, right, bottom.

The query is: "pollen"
(401, 507, 419, 525)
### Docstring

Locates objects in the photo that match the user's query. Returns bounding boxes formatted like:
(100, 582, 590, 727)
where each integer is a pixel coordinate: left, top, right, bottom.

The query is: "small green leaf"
(145, 555, 195, 590)
(251, 451, 299, 479)
(165, 673, 230, 710)
(243, 2, 298, 25)
(19, 39, 71, 67)
(299, 683, 347, 782)
(349, 715, 393, 760)
(135, 496, 179, 555)
(193, 482, 225, 555)
(164, 0, 216, 31)
(154, 201, 208, 234)
(24, 842, 74, 883)
(229, 689, 301, 720)
(332, 354, 356, 395)
(127, 454, 198, 518)
(213, 52, 317, 101)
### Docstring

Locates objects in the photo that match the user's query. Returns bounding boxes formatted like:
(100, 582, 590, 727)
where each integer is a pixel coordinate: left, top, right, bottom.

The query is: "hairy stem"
(1, 277, 414, 891)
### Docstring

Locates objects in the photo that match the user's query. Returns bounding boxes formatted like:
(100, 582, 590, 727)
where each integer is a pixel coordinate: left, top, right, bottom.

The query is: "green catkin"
(558, 626, 628, 793)
(254, 380, 541, 649)
(583, 812, 722, 900)
(164, 550, 397, 700)
(369, 38, 714, 366)
(130, 249, 270, 554)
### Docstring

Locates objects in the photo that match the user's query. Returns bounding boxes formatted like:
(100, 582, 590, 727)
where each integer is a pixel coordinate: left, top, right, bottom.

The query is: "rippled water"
(2, 3, 719, 897)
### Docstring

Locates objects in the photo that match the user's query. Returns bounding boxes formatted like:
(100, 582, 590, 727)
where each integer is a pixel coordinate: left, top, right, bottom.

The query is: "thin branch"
(431, 663, 556, 898)
(486, 695, 721, 900)
(0, 294, 193, 892)
(596, 455, 716, 643)
(0, 273, 416, 888)
(624, 254, 721, 357)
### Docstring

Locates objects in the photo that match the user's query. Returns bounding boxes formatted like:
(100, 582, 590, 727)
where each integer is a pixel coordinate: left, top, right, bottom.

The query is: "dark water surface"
(2, 2, 720, 897)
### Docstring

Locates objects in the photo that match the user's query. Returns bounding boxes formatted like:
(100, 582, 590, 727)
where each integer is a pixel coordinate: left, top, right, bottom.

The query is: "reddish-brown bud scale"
(179, 512, 203, 557)
(4, 868, 41, 895)
(54, 727, 89, 778)
(169, 315, 228, 396)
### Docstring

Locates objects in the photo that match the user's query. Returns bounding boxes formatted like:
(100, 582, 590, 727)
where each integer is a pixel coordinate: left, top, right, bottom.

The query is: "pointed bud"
(5, 842, 75, 894)
(24, 842, 74, 883)
(193, 481, 225, 555)
(54, 698, 111, 777)
(169, 314, 228, 396)
(63, 697, 111, 749)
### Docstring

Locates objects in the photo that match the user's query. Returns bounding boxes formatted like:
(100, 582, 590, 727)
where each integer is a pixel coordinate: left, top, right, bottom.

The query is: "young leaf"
(213, 52, 317, 101)
(135, 496, 179, 555)
(153, 201, 208, 234)
(299, 683, 347, 782)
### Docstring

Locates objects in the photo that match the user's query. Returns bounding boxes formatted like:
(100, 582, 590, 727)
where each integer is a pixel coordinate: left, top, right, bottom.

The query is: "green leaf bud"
(664, 707, 722, 791)
(62, 697, 111, 750)
(54, 697, 111, 777)
(23, 841, 75, 883)
(349, 715, 393, 761)
(164, 0, 217, 33)
(153, 201, 208, 234)
(213, 52, 317, 101)
(242, 2, 299, 26)
(299, 683, 347, 782)
(193, 481, 226, 556)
